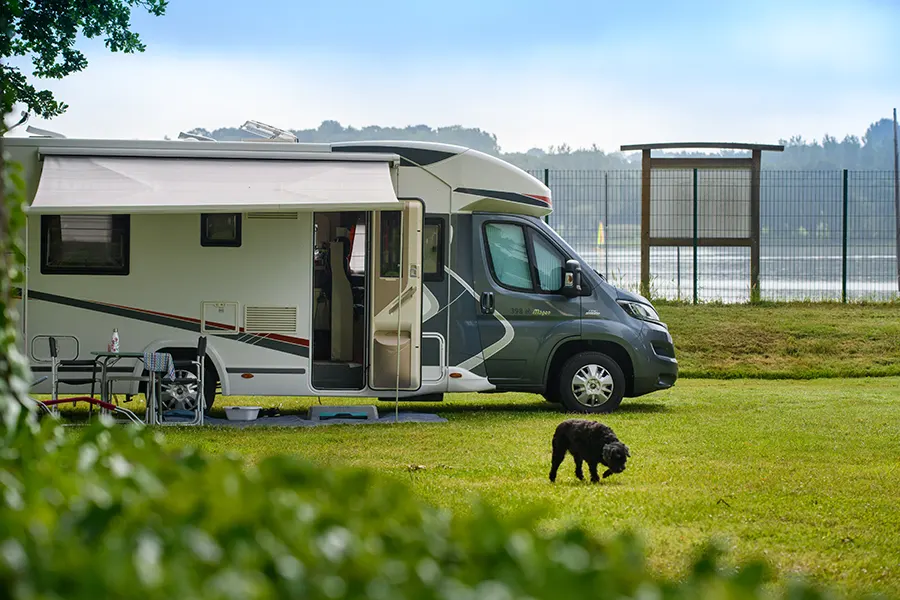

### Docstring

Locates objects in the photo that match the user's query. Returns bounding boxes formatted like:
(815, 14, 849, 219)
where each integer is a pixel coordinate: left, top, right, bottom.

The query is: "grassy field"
(657, 302, 900, 379)
(148, 377, 900, 599)
(44, 303, 900, 597)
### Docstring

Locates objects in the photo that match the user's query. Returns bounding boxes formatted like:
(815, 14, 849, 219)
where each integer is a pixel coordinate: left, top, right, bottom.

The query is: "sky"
(5, 0, 900, 153)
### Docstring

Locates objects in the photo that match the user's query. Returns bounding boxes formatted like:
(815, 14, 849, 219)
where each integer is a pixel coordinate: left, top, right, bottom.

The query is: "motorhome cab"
(8, 135, 677, 414)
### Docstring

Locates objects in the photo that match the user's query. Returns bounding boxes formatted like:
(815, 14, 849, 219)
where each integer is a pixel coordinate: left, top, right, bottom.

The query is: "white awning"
(27, 155, 400, 214)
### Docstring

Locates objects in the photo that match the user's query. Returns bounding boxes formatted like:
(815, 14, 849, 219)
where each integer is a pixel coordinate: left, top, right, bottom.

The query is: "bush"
(0, 418, 836, 600)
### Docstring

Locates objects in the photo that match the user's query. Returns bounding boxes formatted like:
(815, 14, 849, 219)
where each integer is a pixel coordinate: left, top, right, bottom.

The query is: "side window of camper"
(423, 217, 444, 281)
(40, 215, 130, 276)
(201, 214, 242, 247)
(484, 222, 533, 291)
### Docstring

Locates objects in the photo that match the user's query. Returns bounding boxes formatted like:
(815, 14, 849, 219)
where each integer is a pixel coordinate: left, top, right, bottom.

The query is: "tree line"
(189, 117, 900, 171)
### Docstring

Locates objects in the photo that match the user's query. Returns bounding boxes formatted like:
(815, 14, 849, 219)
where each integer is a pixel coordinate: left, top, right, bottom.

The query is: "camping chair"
(33, 347, 143, 426)
(48, 336, 101, 404)
(149, 336, 208, 426)
(43, 336, 125, 421)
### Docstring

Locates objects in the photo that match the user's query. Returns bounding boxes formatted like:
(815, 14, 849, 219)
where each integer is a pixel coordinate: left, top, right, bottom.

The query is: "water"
(576, 246, 899, 303)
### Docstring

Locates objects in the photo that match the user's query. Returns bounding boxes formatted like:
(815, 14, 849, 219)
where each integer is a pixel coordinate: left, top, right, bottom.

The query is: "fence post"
(842, 169, 848, 303)
(693, 168, 698, 305)
(894, 108, 900, 293)
(749, 150, 762, 303)
(640, 150, 652, 299)
(543, 168, 550, 225)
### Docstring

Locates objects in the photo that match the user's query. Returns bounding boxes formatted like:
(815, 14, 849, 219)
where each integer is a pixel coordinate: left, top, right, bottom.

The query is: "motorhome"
(7, 133, 678, 414)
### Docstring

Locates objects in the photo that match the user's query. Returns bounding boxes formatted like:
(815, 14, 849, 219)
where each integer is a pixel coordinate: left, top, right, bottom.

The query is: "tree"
(1, 0, 168, 119)
(2, 1, 167, 427)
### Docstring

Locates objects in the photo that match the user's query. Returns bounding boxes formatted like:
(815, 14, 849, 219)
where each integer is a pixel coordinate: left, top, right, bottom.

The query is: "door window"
(484, 223, 533, 291)
(483, 221, 567, 293)
(380, 211, 402, 278)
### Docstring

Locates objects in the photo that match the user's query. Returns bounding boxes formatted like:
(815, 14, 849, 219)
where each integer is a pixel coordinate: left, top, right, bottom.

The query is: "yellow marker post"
(596, 221, 605, 246)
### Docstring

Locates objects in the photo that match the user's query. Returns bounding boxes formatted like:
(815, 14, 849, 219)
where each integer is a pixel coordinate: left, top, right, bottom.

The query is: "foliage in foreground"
(0, 418, 839, 600)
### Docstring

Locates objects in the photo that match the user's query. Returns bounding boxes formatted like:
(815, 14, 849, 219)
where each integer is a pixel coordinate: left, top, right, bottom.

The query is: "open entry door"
(368, 201, 423, 391)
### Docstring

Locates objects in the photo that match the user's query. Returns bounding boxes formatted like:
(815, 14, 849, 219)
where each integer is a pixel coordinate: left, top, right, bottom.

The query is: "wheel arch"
(544, 337, 636, 398)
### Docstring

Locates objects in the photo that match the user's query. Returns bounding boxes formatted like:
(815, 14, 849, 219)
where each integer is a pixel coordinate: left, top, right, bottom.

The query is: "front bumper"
(630, 322, 678, 397)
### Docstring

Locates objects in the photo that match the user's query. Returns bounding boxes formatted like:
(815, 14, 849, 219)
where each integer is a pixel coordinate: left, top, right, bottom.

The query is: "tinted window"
(380, 211, 402, 278)
(41, 215, 130, 275)
(484, 222, 533, 290)
(201, 213, 242, 247)
(423, 218, 444, 281)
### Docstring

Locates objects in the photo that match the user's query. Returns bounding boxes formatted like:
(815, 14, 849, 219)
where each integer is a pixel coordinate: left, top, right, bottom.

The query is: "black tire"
(542, 392, 561, 403)
(202, 367, 218, 412)
(557, 351, 625, 414)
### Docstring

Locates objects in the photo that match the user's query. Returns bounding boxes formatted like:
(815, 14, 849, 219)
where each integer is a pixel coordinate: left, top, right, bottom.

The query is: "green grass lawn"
(42, 303, 900, 597)
(657, 302, 900, 379)
(138, 377, 900, 599)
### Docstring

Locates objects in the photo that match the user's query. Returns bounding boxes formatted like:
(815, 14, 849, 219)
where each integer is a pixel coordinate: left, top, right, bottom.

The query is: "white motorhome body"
(11, 135, 679, 414)
(10, 136, 557, 408)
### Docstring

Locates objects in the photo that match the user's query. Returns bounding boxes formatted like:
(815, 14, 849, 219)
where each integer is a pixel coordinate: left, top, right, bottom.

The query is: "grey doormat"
(164, 412, 448, 427)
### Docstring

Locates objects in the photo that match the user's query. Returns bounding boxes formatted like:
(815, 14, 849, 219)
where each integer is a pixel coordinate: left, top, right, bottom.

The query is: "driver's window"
(532, 233, 564, 292)
(484, 222, 533, 291)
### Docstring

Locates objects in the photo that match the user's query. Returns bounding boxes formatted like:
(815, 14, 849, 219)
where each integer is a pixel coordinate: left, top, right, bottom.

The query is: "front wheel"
(557, 352, 625, 413)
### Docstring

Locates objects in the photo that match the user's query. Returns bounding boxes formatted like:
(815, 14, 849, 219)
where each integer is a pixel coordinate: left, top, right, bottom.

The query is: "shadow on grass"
(51, 398, 670, 422)
(361, 401, 667, 416)
(199, 399, 672, 420)
(365, 400, 669, 417)
(552, 480, 625, 487)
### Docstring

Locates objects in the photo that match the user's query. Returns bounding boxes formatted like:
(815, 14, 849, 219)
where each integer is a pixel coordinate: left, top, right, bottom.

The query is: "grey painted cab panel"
(470, 213, 581, 386)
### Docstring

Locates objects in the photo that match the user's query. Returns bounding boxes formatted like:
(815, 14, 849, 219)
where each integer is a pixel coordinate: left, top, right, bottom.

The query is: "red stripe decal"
(94, 300, 309, 347)
(526, 194, 552, 206)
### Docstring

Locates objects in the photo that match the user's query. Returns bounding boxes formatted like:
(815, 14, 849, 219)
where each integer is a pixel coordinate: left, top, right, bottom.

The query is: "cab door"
(471, 214, 581, 387)
(368, 201, 424, 391)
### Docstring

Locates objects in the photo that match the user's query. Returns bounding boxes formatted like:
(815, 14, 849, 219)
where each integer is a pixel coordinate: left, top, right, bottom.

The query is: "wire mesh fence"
(529, 169, 900, 303)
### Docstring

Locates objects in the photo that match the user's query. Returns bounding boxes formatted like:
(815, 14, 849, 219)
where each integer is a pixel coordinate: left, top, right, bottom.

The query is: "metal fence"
(529, 169, 900, 303)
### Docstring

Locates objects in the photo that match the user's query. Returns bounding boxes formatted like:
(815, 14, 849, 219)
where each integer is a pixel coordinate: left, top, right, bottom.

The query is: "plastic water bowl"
(224, 406, 262, 421)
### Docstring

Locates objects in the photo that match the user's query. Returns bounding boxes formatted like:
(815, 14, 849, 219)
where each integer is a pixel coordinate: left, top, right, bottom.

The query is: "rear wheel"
(557, 351, 625, 414)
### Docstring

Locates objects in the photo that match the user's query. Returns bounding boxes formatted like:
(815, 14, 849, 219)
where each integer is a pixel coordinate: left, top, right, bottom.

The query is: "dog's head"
(602, 441, 631, 474)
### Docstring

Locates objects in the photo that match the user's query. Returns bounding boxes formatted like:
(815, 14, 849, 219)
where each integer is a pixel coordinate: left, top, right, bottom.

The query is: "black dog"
(549, 419, 630, 483)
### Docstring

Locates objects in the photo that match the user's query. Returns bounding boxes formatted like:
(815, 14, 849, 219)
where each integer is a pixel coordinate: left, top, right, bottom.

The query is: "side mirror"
(562, 259, 582, 298)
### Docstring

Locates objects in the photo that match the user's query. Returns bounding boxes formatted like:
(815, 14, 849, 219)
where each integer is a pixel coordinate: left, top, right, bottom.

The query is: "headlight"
(617, 300, 662, 324)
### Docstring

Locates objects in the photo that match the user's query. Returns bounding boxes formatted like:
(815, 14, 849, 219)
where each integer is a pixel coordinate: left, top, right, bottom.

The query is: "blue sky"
(9, 0, 900, 151)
